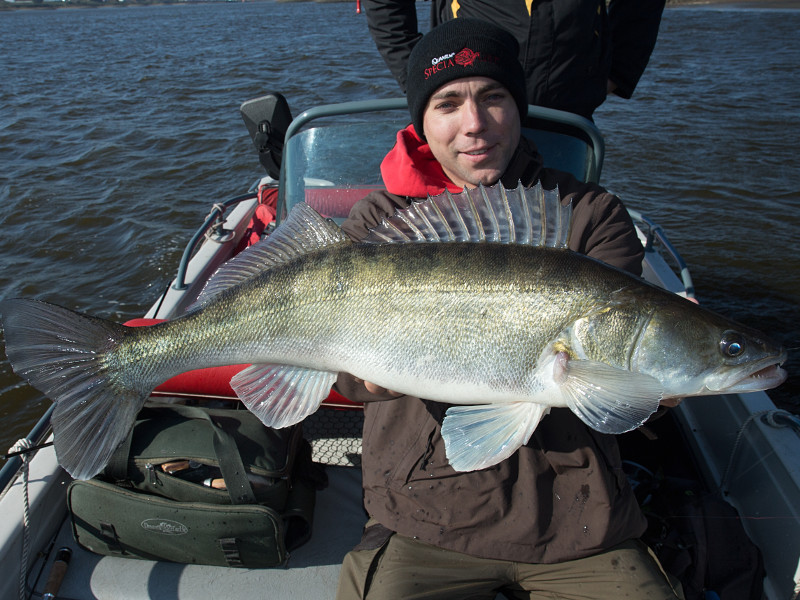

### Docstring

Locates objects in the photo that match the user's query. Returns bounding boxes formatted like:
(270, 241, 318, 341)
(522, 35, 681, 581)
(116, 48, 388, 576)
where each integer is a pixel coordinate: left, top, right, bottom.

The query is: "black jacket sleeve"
(363, 0, 423, 93)
(607, 0, 666, 99)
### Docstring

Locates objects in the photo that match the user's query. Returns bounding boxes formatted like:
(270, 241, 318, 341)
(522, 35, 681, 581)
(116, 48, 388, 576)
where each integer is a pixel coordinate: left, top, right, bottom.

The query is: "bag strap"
(210, 415, 257, 505)
(159, 404, 258, 505)
(109, 404, 257, 505)
(217, 538, 244, 568)
(281, 438, 327, 550)
(105, 429, 136, 481)
(105, 406, 164, 481)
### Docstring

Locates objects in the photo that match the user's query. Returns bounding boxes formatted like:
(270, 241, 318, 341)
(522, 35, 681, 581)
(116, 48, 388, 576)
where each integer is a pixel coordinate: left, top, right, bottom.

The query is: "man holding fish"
(333, 18, 696, 599)
(1, 15, 786, 600)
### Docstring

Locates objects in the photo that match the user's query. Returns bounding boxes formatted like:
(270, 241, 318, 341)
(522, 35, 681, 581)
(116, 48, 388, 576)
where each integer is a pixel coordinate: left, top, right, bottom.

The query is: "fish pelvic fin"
(364, 181, 571, 248)
(194, 203, 350, 307)
(1, 299, 149, 480)
(556, 355, 663, 434)
(231, 363, 337, 429)
(441, 402, 550, 472)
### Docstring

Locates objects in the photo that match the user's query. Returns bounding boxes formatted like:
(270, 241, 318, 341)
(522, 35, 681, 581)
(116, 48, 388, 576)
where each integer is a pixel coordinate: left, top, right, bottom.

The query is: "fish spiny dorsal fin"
(364, 182, 571, 248)
(193, 203, 349, 308)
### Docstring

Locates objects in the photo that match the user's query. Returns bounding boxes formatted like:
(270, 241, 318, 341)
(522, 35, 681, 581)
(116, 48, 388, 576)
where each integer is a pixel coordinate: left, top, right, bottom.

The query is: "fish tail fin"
(1, 299, 148, 479)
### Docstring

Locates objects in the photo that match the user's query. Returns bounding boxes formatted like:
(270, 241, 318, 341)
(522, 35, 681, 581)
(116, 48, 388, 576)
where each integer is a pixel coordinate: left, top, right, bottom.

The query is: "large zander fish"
(0, 184, 787, 479)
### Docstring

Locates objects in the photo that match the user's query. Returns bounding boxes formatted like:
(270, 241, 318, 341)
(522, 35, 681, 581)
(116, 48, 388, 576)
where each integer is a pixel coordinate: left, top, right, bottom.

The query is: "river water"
(1, 2, 798, 463)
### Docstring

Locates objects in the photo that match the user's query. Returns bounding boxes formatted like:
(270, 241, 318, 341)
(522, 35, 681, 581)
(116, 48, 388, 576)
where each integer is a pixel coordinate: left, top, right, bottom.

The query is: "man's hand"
(354, 377, 403, 397)
(659, 397, 684, 408)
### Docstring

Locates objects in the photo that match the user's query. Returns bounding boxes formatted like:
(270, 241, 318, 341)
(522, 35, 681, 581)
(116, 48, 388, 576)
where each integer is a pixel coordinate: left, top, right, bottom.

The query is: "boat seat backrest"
(304, 187, 382, 220)
(522, 126, 595, 184)
(279, 100, 603, 225)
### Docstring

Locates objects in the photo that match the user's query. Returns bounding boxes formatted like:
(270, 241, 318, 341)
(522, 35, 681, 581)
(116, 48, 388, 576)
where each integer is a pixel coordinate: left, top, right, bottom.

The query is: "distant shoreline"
(667, 0, 800, 6)
(2, 0, 799, 11)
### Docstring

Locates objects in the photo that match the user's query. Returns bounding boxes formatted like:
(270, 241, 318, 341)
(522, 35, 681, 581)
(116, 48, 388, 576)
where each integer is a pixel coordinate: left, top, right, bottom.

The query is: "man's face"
(422, 76, 521, 189)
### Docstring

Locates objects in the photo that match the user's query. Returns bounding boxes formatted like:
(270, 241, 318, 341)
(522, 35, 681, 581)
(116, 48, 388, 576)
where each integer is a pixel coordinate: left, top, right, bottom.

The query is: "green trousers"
(336, 524, 683, 600)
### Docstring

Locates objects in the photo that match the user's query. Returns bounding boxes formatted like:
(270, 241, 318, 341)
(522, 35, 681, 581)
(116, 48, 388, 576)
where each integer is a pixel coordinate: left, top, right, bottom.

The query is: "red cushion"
(238, 186, 279, 252)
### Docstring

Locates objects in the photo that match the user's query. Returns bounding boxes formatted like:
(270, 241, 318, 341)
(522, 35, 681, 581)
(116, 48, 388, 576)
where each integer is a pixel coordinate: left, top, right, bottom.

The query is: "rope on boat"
(720, 409, 800, 493)
(8, 438, 34, 600)
(203, 202, 229, 241)
(1, 440, 53, 460)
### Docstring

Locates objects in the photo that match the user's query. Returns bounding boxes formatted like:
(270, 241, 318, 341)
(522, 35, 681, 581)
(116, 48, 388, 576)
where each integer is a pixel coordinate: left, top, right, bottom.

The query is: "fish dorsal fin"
(194, 203, 349, 307)
(364, 182, 571, 248)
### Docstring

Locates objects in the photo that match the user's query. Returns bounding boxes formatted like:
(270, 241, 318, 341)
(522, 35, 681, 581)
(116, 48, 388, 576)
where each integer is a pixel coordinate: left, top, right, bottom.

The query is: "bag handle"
(158, 404, 257, 505)
(109, 404, 257, 505)
(210, 414, 257, 505)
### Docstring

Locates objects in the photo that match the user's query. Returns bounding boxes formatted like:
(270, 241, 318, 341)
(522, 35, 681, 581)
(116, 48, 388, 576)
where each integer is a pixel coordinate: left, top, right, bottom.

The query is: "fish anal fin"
(441, 402, 550, 472)
(230, 363, 337, 429)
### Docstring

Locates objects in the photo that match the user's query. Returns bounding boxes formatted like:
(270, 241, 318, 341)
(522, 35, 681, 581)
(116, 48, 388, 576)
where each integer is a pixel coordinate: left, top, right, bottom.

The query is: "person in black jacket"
(363, 0, 665, 120)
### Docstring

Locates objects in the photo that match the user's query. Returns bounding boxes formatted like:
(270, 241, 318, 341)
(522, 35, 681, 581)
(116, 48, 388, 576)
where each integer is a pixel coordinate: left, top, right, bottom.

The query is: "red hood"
(380, 125, 464, 198)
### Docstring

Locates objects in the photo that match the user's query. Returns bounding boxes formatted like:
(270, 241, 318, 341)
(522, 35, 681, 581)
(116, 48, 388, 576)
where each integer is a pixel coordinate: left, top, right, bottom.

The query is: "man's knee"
(337, 531, 503, 600)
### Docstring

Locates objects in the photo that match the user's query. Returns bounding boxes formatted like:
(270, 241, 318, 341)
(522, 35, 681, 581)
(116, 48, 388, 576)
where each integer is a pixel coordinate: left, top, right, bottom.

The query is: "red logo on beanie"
(455, 48, 480, 67)
(424, 47, 483, 79)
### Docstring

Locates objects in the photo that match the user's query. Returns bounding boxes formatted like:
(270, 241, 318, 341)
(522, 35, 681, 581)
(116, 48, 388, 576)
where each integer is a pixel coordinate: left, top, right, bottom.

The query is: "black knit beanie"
(406, 18, 527, 138)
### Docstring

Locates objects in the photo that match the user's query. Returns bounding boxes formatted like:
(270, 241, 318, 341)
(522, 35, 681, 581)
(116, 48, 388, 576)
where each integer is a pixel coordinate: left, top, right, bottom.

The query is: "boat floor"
(28, 465, 366, 600)
(25, 408, 370, 600)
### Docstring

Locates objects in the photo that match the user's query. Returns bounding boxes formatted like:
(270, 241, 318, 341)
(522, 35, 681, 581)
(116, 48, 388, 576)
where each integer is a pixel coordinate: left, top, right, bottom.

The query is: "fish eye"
(720, 332, 746, 358)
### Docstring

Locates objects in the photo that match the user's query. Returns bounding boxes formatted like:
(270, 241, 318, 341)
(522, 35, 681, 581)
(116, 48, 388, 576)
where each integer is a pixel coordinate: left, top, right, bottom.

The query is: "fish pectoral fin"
(441, 402, 550, 472)
(559, 360, 663, 434)
(230, 363, 337, 429)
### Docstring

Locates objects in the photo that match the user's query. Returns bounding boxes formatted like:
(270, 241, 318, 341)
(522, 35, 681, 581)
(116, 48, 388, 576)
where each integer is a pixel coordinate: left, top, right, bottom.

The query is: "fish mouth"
(711, 351, 788, 393)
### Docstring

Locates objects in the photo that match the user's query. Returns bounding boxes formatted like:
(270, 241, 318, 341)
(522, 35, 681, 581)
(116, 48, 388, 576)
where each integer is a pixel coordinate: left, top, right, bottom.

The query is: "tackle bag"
(67, 402, 325, 568)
